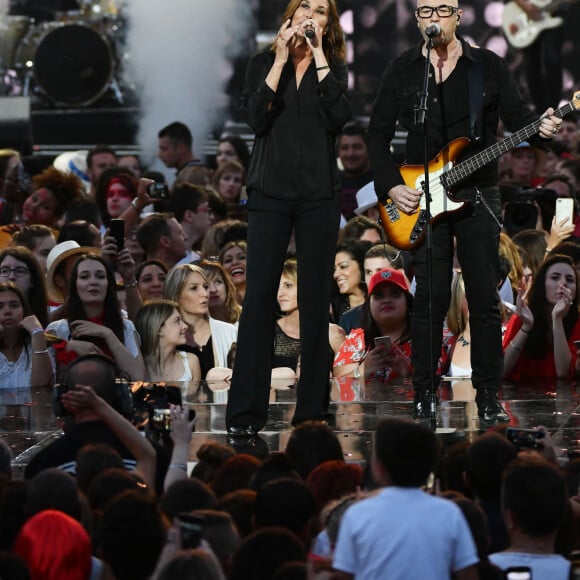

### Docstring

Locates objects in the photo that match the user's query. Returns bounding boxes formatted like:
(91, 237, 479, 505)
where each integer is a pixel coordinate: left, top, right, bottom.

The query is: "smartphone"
(555, 197, 574, 227)
(505, 567, 532, 580)
(177, 513, 205, 549)
(109, 218, 125, 249)
(505, 427, 545, 449)
(147, 182, 169, 199)
(374, 336, 393, 352)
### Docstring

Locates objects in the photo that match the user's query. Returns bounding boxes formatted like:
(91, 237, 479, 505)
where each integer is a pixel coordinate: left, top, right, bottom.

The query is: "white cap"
(52, 150, 90, 193)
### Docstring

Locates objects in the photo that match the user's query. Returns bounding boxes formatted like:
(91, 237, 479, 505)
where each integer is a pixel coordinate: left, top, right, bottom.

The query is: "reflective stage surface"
(4, 377, 580, 476)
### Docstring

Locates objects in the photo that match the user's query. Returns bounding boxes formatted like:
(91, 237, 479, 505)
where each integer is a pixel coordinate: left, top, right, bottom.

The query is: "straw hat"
(45, 241, 99, 303)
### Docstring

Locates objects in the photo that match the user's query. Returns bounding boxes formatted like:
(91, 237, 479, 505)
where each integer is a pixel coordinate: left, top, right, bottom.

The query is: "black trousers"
(411, 187, 503, 393)
(226, 192, 341, 431)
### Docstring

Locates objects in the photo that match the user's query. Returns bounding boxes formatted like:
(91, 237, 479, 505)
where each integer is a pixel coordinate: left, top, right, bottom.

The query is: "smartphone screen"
(110, 218, 125, 249)
(555, 197, 574, 227)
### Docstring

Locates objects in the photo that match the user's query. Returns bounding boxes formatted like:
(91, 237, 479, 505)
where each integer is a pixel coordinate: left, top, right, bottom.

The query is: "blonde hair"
(134, 299, 179, 376)
(199, 260, 241, 324)
(163, 264, 208, 305)
(446, 271, 467, 336)
(499, 232, 525, 292)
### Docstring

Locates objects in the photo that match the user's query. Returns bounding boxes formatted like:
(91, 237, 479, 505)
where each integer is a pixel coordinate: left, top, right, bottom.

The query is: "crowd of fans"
(0, 111, 579, 577)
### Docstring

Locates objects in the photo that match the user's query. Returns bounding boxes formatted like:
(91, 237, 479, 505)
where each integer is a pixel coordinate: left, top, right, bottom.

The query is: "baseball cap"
(367, 268, 410, 296)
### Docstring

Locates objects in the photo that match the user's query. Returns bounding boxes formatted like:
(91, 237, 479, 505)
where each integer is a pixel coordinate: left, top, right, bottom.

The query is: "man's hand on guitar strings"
(538, 108, 562, 139)
(388, 184, 422, 214)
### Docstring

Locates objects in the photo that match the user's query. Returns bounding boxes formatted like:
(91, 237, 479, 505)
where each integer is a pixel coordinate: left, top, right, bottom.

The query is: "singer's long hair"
(273, 0, 346, 62)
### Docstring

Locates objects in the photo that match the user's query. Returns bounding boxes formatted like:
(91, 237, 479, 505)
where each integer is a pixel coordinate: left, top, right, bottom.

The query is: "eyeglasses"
(416, 5, 458, 18)
(0, 266, 30, 278)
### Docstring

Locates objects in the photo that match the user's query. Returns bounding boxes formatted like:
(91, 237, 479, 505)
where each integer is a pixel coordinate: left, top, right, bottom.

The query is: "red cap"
(367, 268, 410, 295)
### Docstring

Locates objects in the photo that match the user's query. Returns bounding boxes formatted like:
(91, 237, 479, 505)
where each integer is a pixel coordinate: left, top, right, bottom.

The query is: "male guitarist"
(367, 0, 562, 422)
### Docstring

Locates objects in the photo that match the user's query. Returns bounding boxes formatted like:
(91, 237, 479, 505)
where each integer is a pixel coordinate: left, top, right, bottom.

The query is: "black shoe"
(226, 425, 257, 438)
(476, 389, 509, 423)
(413, 391, 433, 419)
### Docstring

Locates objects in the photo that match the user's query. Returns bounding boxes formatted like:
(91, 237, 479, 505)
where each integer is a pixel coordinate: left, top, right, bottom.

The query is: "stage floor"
(5, 377, 580, 477)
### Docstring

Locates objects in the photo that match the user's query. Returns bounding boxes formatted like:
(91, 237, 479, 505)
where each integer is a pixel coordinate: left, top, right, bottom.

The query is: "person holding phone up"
(333, 268, 416, 382)
(502, 253, 580, 380)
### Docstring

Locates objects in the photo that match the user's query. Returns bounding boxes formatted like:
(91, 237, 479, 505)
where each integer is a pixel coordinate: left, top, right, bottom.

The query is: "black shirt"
(367, 38, 544, 201)
(242, 50, 352, 201)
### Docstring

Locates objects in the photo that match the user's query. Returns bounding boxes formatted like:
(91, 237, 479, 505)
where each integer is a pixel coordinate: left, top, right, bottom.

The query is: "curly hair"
(31, 167, 82, 220)
(275, 0, 346, 61)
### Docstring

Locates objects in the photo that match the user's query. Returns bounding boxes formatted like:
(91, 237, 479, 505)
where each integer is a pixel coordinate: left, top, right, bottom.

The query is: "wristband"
(169, 463, 188, 471)
(31, 327, 44, 335)
(130, 198, 142, 211)
(124, 279, 138, 288)
(316, 65, 330, 71)
(33, 349, 49, 355)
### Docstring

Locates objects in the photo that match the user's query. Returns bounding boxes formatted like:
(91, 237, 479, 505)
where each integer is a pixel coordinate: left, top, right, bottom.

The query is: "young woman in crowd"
(331, 241, 369, 322)
(219, 240, 247, 306)
(95, 167, 138, 231)
(135, 299, 201, 383)
(333, 268, 414, 382)
(502, 253, 580, 380)
(444, 271, 472, 378)
(215, 135, 251, 172)
(212, 161, 246, 205)
(135, 259, 168, 302)
(46, 253, 145, 380)
(0, 282, 52, 388)
(274, 258, 345, 379)
(163, 264, 237, 378)
(0, 246, 49, 327)
(199, 260, 242, 325)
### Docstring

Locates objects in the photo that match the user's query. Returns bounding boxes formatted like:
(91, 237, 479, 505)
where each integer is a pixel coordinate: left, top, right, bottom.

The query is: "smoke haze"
(125, 0, 255, 168)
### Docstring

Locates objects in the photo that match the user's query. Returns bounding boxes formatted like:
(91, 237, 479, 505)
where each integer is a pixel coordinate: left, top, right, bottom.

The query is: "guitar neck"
(539, 0, 567, 13)
(445, 100, 575, 188)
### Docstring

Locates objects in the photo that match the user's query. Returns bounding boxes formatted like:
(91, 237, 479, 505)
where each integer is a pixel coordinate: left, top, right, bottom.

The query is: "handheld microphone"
(425, 23, 441, 38)
(305, 28, 315, 39)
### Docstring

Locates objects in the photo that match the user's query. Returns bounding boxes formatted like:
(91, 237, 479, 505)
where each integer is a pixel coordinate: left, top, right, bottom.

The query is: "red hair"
(305, 460, 363, 512)
(14, 510, 92, 580)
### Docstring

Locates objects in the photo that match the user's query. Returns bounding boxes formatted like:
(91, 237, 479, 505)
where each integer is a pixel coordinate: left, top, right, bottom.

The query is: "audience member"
(58, 219, 102, 248)
(159, 478, 218, 522)
(503, 253, 580, 380)
(137, 212, 188, 269)
(218, 489, 257, 540)
(95, 166, 138, 230)
(338, 215, 382, 245)
(25, 468, 82, 521)
(10, 224, 55, 274)
(155, 549, 226, 580)
(118, 154, 142, 179)
(86, 145, 117, 199)
(158, 121, 201, 178)
(337, 123, 373, 220)
(75, 443, 125, 496)
(333, 417, 478, 579)
(135, 259, 167, 301)
(353, 182, 380, 223)
(216, 135, 251, 171)
(556, 112, 580, 155)
(0, 282, 52, 388)
(191, 441, 236, 485)
(305, 460, 362, 513)
(219, 240, 247, 305)
(200, 259, 242, 324)
(489, 454, 572, 579)
(212, 160, 246, 206)
(165, 183, 211, 262)
(211, 454, 261, 499)
(163, 264, 237, 377)
(201, 219, 248, 261)
(135, 299, 201, 382)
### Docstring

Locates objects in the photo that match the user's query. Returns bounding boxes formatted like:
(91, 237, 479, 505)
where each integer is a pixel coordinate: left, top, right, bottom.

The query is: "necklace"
(457, 335, 470, 347)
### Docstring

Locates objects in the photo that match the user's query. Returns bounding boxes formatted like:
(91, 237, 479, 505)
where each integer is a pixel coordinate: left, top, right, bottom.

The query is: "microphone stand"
(414, 35, 438, 430)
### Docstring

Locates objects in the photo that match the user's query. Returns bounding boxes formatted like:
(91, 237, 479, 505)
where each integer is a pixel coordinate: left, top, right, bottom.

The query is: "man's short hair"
(374, 417, 440, 487)
(339, 122, 367, 141)
(502, 455, 568, 537)
(86, 145, 117, 169)
(166, 183, 208, 222)
(136, 213, 174, 255)
(158, 122, 193, 148)
(365, 243, 405, 270)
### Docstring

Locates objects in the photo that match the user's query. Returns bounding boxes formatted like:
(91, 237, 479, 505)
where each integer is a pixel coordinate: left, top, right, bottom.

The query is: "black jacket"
(242, 50, 352, 201)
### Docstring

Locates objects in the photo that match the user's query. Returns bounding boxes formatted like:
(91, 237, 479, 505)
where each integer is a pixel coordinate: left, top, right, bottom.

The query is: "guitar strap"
(467, 50, 483, 142)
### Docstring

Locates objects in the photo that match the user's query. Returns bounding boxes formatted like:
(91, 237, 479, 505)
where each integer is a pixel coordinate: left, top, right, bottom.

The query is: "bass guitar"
(378, 91, 580, 250)
(502, 0, 568, 49)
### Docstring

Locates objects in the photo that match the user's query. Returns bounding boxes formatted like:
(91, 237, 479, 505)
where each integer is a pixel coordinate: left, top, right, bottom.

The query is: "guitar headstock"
(572, 91, 580, 111)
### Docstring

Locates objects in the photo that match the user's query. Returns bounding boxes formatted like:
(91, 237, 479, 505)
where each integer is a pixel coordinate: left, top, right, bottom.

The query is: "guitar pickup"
(385, 200, 400, 222)
(410, 210, 428, 242)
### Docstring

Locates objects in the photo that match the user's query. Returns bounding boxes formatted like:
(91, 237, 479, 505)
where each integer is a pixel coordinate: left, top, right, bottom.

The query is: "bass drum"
(15, 21, 113, 107)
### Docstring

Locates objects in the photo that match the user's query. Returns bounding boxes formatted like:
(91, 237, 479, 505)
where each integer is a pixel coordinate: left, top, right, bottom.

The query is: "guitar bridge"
(385, 200, 400, 222)
(410, 210, 428, 243)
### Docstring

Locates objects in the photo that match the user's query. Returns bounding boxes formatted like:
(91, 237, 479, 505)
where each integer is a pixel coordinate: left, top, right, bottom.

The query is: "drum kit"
(0, 0, 128, 107)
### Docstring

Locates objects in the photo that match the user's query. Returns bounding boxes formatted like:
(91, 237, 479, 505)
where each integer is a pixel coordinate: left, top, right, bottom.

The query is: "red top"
(502, 314, 580, 380)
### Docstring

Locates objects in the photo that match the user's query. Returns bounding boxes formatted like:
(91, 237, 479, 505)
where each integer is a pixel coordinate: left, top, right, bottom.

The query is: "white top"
(176, 350, 193, 382)
(0, 344, 33, 388)
(46, 318, 141, 358)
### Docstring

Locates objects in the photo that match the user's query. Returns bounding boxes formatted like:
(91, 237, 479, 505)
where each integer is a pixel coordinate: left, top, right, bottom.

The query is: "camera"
(505, 427, 545, 449)
(501, 187, 556, 237)
(147, 182, 169, 199)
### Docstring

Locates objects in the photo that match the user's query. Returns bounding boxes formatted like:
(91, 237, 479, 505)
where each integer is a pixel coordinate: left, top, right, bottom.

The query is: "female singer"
(226, 0, 351, 436)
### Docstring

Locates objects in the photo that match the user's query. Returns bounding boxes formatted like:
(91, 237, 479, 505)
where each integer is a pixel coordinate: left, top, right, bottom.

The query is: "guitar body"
(502, 0, 563, 48)
(378, 137, 471, 250)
